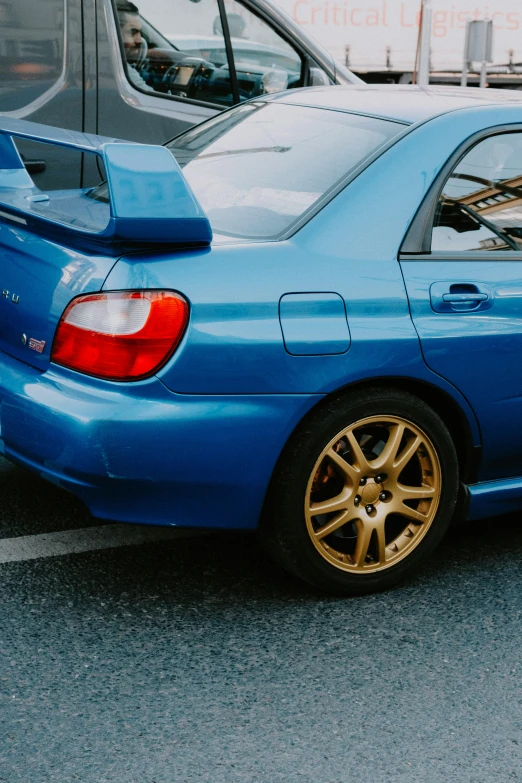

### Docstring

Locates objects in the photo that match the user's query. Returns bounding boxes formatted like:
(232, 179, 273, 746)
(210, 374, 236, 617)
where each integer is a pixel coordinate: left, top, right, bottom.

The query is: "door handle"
(430, 282, 493, 313)
(442, 292, 488, 303)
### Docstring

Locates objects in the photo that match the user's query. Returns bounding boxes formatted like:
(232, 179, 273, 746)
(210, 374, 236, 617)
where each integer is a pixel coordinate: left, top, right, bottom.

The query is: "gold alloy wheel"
(305, 415, 442, 574)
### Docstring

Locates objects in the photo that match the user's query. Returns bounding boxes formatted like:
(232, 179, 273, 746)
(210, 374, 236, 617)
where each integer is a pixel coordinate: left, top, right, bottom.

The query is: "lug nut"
(365, 504, 374, 514)
(359, 477, 367, 486)
(375, 473, 387, 484)
(379, 491, 387, 501)
(354, 495, 361, 506)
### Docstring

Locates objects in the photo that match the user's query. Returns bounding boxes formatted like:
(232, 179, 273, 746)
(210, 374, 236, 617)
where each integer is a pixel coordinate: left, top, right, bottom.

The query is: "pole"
(479, 19, 490, 88)
(479, 60, 487, 88)
(417, 0, 432, 85)
(461, 20, 471, 86)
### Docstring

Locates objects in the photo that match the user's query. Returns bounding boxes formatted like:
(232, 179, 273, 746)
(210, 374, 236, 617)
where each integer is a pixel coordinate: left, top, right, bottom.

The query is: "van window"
(114, 0, 236, 106)
(112, 0, 304, 106)
(0, 0, 65, 112)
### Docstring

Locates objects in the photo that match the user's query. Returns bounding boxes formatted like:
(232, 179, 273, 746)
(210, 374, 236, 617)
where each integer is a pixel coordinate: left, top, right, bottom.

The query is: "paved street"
(0, 454, 521, 783)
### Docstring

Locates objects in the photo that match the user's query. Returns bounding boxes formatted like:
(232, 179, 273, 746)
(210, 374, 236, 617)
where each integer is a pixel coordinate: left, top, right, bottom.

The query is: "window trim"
(399, 251, 522, 263)
(400, 123, 522, 258)
(216, 0, 239, 104)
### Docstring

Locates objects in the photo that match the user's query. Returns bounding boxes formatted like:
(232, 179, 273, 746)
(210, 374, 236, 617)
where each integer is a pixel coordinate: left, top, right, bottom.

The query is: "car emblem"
(2, 289, 19, 304)
(28, 337, 46, 354)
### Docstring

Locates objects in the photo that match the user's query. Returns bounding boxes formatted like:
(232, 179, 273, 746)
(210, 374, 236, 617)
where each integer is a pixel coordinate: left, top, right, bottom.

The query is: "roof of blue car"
(271, 84, 522, 125)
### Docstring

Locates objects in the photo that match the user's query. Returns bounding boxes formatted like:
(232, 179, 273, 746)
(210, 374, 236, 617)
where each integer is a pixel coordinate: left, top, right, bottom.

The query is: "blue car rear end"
(2, 86, 522, 594)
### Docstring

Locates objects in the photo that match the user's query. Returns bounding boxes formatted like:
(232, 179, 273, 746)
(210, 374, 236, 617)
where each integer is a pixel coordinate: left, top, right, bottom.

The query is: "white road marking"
(0, 524, 205, 564)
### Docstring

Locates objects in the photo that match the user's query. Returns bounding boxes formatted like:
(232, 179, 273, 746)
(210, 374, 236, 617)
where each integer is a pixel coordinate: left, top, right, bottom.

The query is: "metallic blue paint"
(103, 143, 212, 244)
(2, 94, 522, 529)
(467, 477, 522, 521)
(402, 260, 522, 481)
(0, 352, 320, 529)
(274, 84, 522, 125)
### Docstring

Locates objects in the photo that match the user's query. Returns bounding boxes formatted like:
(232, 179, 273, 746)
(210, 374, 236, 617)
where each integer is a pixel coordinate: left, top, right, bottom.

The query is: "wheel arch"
(278, 375, 481, 486)
(338, 377, 480, 484)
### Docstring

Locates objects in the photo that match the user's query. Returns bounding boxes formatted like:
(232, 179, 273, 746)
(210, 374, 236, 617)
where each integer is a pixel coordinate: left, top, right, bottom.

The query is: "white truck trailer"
(271, 0, 522, 87)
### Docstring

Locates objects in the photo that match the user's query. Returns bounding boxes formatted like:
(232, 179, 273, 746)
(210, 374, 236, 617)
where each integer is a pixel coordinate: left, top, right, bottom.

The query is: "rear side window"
(0, 0, 65, 112)
(432, 132, 522, 252)
(167, 102, 402, 239)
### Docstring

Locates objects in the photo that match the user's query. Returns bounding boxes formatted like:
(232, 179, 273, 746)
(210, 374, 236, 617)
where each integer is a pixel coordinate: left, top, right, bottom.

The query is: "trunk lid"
(0, 219, 115, 371)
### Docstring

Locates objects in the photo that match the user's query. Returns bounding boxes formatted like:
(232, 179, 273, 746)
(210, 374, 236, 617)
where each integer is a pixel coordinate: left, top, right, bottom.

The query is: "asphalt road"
(0, 454, 521, 783)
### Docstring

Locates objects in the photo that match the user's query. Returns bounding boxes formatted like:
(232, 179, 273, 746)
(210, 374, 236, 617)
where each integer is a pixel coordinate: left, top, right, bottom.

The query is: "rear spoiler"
(0, 118, 212, 249)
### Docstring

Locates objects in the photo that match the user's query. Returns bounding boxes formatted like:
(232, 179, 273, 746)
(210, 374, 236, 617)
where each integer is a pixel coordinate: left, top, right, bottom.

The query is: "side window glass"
(114, 0, 236, 106)
(0, 0, 65, 112)
(223, 1, 303, 98)
(432, 132, 522, 252)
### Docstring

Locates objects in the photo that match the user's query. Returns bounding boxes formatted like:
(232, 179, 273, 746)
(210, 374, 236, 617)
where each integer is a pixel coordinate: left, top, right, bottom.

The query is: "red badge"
(28, 338, 46, 354)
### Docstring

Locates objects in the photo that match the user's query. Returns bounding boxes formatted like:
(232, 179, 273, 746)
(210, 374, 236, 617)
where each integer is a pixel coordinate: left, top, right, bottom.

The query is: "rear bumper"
(0, 352, 320, 528)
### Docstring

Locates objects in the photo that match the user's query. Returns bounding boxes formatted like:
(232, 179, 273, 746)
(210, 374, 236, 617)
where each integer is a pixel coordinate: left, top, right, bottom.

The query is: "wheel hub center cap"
(361, 482, 380, 504)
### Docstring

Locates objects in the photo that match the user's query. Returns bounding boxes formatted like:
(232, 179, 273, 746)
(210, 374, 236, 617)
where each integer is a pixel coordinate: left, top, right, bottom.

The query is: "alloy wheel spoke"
(375, 523, 387, 565)
(314, 509, 353, 540)
(353, 524, 372, 567)
(393, 435, 422, 474)
(372, 422, 405, 470)
(326, 448, 360, 482)
(397, 483, 435, 501)
(309, 488, 352, 517)
(398, 503, 429, 524)
(346, 431, 371, 473)
(353, 519, 385, 568)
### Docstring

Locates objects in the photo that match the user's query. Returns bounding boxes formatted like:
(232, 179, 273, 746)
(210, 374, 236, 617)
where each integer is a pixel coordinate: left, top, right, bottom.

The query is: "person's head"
(212, 13, 247, 38)
(117, 1, 143, 63)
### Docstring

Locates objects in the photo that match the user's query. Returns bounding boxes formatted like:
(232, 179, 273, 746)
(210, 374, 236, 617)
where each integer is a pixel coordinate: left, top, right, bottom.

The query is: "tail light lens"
(51, 290, 189, 381)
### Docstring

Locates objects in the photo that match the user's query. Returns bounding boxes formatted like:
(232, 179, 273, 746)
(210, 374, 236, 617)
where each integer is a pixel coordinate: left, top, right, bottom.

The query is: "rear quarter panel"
(104, 239, 423, 396)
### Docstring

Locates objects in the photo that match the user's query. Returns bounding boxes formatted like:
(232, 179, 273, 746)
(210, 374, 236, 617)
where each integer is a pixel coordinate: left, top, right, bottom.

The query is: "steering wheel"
(135, 38, 149, 71)
(163, 57, 208, 97)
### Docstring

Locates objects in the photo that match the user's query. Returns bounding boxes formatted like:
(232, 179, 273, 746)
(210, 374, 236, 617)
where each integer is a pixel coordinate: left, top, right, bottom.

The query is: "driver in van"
(116, 0, 150, 90)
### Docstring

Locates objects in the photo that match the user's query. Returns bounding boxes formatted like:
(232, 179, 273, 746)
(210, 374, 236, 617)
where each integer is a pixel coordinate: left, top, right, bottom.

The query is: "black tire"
(260, 387, 459, 595)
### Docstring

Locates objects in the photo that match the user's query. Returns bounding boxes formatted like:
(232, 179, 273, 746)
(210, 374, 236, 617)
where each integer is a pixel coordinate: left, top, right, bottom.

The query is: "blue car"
(2, 85, 522, 595)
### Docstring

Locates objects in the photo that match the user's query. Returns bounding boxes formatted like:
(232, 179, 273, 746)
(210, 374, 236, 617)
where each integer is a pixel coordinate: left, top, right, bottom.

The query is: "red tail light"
(51, 290, 189, 381)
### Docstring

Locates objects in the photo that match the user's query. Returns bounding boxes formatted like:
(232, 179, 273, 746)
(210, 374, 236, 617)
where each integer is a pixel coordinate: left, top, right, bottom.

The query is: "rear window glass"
(0, 0, 65, 112)
(167, 102, 402, 239)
